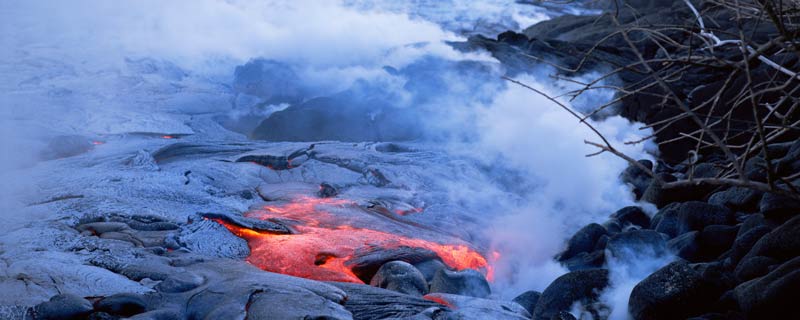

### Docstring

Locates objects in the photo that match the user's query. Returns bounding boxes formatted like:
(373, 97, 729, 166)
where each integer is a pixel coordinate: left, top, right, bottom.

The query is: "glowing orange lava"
(162, 135, 174, 139)
(216, 196, 494, 283)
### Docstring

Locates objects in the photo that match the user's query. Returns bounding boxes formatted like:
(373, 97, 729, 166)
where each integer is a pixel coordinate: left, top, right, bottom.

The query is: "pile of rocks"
(520, 140, 800, 319)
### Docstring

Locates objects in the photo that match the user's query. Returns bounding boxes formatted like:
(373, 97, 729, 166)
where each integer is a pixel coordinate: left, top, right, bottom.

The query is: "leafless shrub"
(507, 0, 800, 200)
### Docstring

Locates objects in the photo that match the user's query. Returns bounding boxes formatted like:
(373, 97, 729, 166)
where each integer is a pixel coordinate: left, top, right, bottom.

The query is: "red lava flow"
(216, 196, 496, 283)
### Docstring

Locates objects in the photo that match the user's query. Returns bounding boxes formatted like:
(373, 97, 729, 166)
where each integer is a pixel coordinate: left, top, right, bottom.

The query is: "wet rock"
(512, 290, 541, 315)
(87, 312, 118, 320)
(734, 256, 779, 282)
(551, 311, 577, 320)
(318, 182, 338, 198)
(32, 294, 94, 320)
(730, 225, 770, 264)
(736, 214, 774, 237)
(236, 154, 296, 170)
(348, 246, 440, 283)
(151, 143, 251, 164)
(696, 225, 739, 261)
(686, 312, 745, 320)
(429, 269, 491, 298)
(252, 91, 423, 142)
(775, 140, 800, 175)
(370, 261, 428, 297)
(412, 259, 447, 283)
(593, 235, 609, 251)
(364, 168, 391, 187)
(620, 160, 654, 200)
(177, 218, 250, 259)
(424, 293, 530, 320)
(560, 250, 605, 271)
(95, 293, 148, 317)
(708, 187, 763, 212)
(179, 260, 350, 319)
(606, 229, 668, 261)
(155, 272, 205, 293)
(497, 30, 529, 46)
(330, 282, 442, 320)
(734, 256, 800, 318)
(126, 309, 181, 320)
(668, 231, 701, 262)
(374, 142, 416, 153)
(652, 202, 734, 238)
(557, 223, 607, 262)
(246, 289, 351, 320)
(196, 212, 291, 234)
(77, 222, 131, 235)
(629, 261, 722, 320)
(533, 269, 609, 320)
(100, 231, 145, 247)
(759, 191, 800, 220)
(739, 215, 800, 264)
(693, 261, 737, 291)
(610, 206, 651, 229)
(601, 219, 622, 234)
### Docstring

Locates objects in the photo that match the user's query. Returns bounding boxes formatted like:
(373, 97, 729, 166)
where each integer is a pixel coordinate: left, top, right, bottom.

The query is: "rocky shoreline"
(463, 0, 800, 319)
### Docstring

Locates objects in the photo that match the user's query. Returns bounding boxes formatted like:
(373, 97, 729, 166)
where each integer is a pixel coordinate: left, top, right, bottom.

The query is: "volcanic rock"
(668, 231, 701, 262)
(557, 223, 607, 262)
(369, 261, 429, 297)
(512, 290, 541, 315)
(696, 225, 739, 261)
(734, 256, 800, 318)
(610, 206, 651, 229)
(629, 261, 722, 320)
(708, 187, 763, 213)
(31, 294, 94, 320)
(429, 269, 491, 298)
(94, 293, 148, 317)
(739, 215, 800, 264)
(652, 202, 734, 238)
(560, 250, 605, 271)
(759, 191, 800, 220)
(532, 268, 609, 320)
(424, 293, 530, 319)
(734, 256, 780, 282)
(176, 218, 250, 259)
(606, 229, 668, 261)
(330, 282, 443, 319)
(620, 160, 654, 200)
(318, 182, 338, 198)
(775, 140, 800, 175)
(348, 247, 441, 283)
(154, 272, 205, 293)
(730, 225, 771, 265)
(551, 311, 578, 320)
(412, 259, 448, 283)
(196, 212, 291, 234)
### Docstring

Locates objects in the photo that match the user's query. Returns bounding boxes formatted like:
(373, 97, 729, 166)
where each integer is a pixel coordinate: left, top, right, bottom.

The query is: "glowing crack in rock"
(216, 196, 495, 283)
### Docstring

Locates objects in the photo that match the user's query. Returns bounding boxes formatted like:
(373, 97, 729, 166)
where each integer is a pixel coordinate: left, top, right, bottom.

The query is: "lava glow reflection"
(216, 196, 495, 283)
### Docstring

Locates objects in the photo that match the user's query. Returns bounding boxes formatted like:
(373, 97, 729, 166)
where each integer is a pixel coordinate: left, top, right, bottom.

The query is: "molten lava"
(216, 196, 494, 283)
